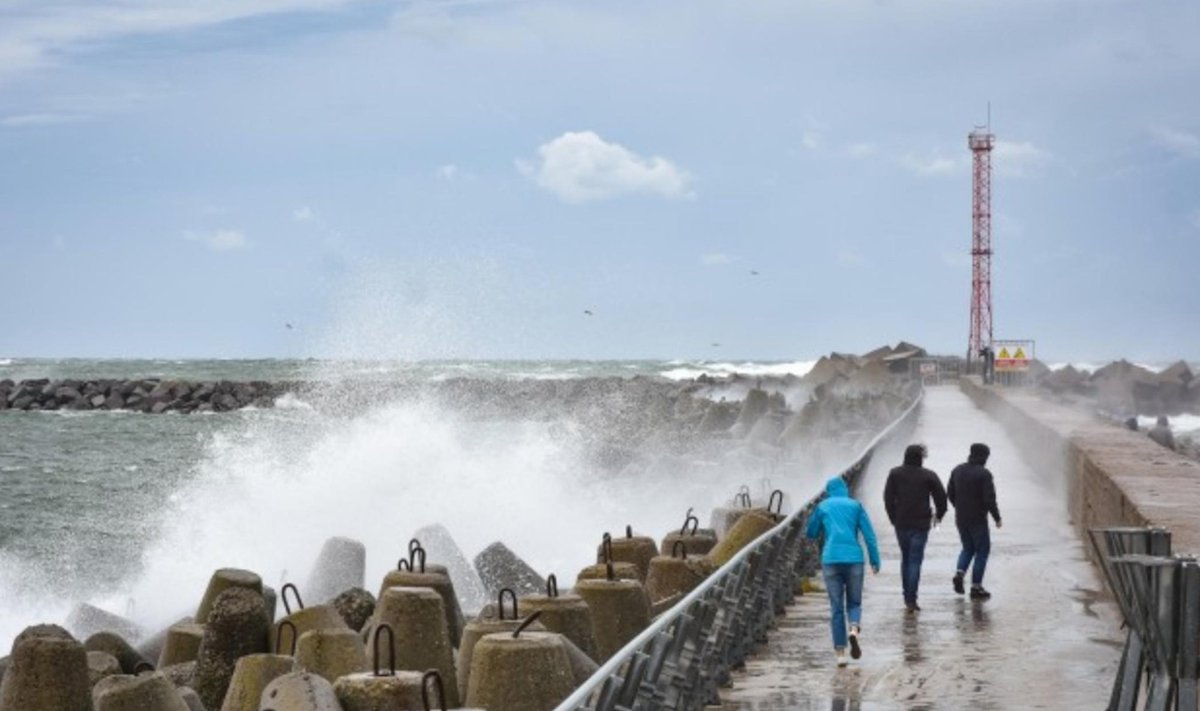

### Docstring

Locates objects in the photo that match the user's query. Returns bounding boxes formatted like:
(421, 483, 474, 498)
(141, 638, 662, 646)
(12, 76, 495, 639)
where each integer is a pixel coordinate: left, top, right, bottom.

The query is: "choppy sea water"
(0, 357, 821, 651)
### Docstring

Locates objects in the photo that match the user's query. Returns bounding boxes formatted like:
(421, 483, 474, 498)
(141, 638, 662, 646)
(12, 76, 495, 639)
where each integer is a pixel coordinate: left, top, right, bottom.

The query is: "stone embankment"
(960, 377, 1200, 555)
(0, 378, 296, 414)
(1034, 358, 1199, 415)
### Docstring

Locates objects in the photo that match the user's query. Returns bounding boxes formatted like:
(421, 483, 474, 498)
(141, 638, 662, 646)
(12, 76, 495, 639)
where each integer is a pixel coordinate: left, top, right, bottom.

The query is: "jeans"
(956, 523, 992, 586)
(895, 527, 930, 605)
(822, 563, 864, 648)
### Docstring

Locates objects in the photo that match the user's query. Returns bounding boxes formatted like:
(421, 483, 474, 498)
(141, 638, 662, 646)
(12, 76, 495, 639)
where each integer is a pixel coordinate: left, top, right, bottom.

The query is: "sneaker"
(970, 586, 991, 600)
(953, 572, 965, 595)
(835, 648, 848, 667)
(848, 626, 862, 659)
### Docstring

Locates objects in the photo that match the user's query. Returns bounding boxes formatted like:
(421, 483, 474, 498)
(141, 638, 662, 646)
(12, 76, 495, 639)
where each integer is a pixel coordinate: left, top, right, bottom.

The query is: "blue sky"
(0, 0, 1197, 361)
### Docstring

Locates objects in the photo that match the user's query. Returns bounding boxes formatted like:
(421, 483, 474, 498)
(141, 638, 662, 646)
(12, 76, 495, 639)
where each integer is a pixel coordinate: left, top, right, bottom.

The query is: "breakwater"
(0, 378, 295, 413)
(960, 377, 1200, 554)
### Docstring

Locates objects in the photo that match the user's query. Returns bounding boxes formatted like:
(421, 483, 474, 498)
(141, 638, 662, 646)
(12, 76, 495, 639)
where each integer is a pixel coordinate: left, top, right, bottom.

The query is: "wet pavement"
(719, 386, 1124, 710)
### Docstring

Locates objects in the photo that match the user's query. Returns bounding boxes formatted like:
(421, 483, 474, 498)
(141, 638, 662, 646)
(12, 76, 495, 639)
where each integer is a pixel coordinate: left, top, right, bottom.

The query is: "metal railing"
(554, 391, 924, 711)
(1089, 526, 1200, 711)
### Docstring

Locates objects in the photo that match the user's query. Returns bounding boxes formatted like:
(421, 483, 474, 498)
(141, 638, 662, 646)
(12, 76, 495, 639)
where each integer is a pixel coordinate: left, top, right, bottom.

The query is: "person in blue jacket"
(806, 475, 882, 667)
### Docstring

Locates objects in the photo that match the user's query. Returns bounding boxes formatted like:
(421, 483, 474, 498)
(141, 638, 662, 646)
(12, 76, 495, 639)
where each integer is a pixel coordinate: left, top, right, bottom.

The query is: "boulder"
(0, 624, 92, 711)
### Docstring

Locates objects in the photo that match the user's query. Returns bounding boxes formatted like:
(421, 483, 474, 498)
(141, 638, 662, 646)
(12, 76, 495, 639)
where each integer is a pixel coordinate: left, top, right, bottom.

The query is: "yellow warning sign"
(993, 340, 1033, 372)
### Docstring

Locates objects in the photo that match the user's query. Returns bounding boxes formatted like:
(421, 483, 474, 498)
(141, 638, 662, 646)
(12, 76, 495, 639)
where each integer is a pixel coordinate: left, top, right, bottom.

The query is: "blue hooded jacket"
(805, 476, 881, 569)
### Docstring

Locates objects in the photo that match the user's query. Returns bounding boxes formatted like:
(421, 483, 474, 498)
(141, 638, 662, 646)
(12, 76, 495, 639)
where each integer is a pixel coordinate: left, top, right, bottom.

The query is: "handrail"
(554, 388, 924, 711)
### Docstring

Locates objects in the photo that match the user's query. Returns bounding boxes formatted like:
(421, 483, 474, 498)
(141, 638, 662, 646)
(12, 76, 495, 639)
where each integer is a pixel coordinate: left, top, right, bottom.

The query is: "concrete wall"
(959, 377, 1200, 555)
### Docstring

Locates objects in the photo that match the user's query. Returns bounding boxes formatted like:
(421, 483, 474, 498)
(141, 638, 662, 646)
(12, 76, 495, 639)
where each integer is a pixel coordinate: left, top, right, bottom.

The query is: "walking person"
(948, 443, 1002, 600)
(883, 444, 947, 613)
(805, 475, 881, 667)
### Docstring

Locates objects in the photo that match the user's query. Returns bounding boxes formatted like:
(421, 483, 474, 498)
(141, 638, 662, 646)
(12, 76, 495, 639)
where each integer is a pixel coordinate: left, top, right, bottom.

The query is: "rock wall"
(959, 377, 1200, 556)
(0, 378, 296, 413)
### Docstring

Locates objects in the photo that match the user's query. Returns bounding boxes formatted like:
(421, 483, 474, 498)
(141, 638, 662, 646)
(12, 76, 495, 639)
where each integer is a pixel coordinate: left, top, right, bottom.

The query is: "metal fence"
(1089, 526, 1200, 711)
(553, 391, 924, 711)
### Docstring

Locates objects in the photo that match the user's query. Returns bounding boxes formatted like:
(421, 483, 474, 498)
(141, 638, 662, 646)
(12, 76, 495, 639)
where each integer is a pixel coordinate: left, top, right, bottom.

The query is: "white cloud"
(437, 163, 476, 182)
(847, 143, 876, 158)
(801, 130, 821, 150)
(1, 112, 80, 127)
(0, 1, 360, 83)
(900, 152, 964, 177)
(1150, 126, 1200, 158)
(701, 253, 731, 266)
(184, 229, 248, 251)
(293, 205, 315, 222)
(518, 131, 693, 203)
(994, 140, 1051, 177)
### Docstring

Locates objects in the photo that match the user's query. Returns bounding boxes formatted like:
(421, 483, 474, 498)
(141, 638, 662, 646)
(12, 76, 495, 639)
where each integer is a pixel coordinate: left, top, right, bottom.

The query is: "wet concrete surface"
(720, 386, 1124, 710)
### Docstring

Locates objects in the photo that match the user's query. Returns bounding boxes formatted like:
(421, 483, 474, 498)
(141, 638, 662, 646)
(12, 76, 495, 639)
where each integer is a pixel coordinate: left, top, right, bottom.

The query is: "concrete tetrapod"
(331, 589, 375, 633)
(659, 514, 718, 557)
(65, 604, 143, 645)
(465, 622, 575, 711)
(85, 632, 151, 675)
(364, 587, 459, 708)
(411, 525, 489, 615)
(376, 560, 463, 647)
(92, 672, 190, 711)
(196, 569, 264, 625)
(455, 590, 547, 701)
(179, 687, 205, 711)
(705, 509, 777, 567)
(0, 624, 92, 711)
(304, 537, 367, 605)
(274, 584, 350, 654)
(139, 616, 191, 669)
(575, 561, 639, 583)
(87, 651, 123, 687)
(219, 654, 295, 711)
(294, 629, 369, 685)
(194, 587, 271, 711)
(257, 671, 341, 711)
(594, 528, 658, 582)
(573, 578, 652, 663)
(473, 541, 545, 597)
(520, 575, 597, 662)
(644, 547, 710, 604)
(158, 623, 205, 668)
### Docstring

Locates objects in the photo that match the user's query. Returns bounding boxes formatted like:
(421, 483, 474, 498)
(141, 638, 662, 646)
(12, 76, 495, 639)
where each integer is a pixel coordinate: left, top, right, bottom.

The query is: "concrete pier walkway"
(720, 386, 1124, 710)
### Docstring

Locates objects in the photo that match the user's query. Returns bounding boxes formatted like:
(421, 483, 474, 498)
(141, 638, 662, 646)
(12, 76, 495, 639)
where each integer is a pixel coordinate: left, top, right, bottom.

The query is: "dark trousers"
(895, 527, 930, 605)
(955, 523, 992, 586)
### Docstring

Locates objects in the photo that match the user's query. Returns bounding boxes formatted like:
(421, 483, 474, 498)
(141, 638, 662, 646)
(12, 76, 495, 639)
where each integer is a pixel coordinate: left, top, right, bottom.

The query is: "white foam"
(1137, 414, 1200, 436)
(39, 397, 752, 639)
(659, 360, 817, 381)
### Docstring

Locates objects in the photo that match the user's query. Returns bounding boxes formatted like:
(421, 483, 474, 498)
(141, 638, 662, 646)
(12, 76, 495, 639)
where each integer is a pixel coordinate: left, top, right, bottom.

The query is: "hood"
(825, 477, 849, 498)
(968, 442, 990, 465)
(903, 444, 926, 466)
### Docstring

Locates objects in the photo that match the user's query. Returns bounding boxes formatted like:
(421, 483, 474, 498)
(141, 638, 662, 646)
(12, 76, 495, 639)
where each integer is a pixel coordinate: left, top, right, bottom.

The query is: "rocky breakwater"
(0, 378, 297, 414)
(1036, 359, 1199, 416)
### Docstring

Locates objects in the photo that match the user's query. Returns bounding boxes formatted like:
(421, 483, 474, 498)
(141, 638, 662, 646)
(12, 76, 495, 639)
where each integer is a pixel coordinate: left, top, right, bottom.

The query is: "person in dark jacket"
(806, 476, 882, 667)
(883, 443, 947, 612)
(947, 442, 1002, 599)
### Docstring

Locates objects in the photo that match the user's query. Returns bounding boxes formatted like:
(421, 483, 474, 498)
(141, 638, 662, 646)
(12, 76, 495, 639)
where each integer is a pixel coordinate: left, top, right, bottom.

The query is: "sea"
(0, 356, 821, 652)
(1, 356, 1196, 653)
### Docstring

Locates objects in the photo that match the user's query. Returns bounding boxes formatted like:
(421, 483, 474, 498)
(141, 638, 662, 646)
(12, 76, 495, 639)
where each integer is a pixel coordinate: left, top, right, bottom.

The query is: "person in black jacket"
(948, 442, 1002, 600)
(883, 443, 948, 612)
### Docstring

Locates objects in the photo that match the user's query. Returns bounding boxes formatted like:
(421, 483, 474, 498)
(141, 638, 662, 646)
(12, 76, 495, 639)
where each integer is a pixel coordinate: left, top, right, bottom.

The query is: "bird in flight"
(285, 323, 294, 330)
(749, 270, 759, 276)
(711, 342, 721, 347)
(583, 310, 593, 316)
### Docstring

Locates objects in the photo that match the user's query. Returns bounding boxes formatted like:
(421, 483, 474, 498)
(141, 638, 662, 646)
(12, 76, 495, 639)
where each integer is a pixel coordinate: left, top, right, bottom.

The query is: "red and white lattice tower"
(967, 127, 994, 366)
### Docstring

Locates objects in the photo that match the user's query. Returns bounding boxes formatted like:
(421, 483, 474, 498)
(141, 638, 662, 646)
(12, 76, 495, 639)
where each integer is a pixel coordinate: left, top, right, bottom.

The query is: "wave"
(659, 360, 818, 381)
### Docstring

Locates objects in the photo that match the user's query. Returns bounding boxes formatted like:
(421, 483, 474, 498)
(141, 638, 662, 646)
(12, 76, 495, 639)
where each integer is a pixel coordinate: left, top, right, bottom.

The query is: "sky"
(0, 0, 1197, 362)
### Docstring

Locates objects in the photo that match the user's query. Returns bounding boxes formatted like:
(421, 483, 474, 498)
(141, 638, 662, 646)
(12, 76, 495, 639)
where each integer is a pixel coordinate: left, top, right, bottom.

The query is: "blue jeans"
(895, 527, 929, 605)
(822, 563, 864, 648)
(956, 524, 991, 586)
